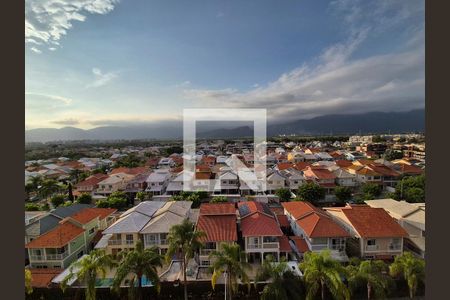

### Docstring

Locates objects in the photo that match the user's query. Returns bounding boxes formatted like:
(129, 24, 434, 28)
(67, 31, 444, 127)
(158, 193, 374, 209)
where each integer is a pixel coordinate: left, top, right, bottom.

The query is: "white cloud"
(25, 92, 73, 105)
(86, 67, 118, 88)
(30, 47, 42, 54)
(25, 0, 119, 52)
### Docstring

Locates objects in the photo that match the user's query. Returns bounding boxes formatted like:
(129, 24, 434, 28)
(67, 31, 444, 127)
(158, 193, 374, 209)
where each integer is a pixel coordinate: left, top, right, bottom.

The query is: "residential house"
(265, 170, 286, 195)
(303, 166, 337, 195)
(145, 169, 172, 195)
(324, 205, 408, 259)
(196, 203, 238, 266)
(282, 202, 350, 262)
(279, 168, 305, 191)
(158, 158, 175, 169)
(74, 174, 109, 196)
(333, 168, 358, 188)
(238, 201, 284, 263)
(365, 199, 425, 258)
(214, 170, 239, 194)
(96, 173, 134, 196)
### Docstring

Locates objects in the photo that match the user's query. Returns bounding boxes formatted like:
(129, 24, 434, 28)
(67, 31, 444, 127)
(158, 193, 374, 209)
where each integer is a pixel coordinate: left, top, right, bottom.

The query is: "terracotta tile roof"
(110, 167, 149, 175)
(197, 215, 237, 242)
(279, 235, 292, 252)
(290, 236, 309, 253)
(75, 174, 108, 188)
(303, 166, 336, 180)
(238, 201, 273, 217)
(276, 214, 290, 228)
(336, 205, 408, 238)
(367, 164, 400, 177)
(355, 167, 380, 176)
(199, 203, 235, 215)
(26, 221, 84, 248)
(240, 212, 283, 237)
(282, 202, 349, 238)
(294, 162, 311, 171)
(170, 166, 184, 174)
(196, 165, 211, 172)
(355, 159, 375, 166)
(335, 160, 353, 168)
(70, 208, 116, 224)
(28, 269, 62, 288)
(195, 172, 212, 180)
(395, 163, 423, 175)
(277, 162, 294, 171)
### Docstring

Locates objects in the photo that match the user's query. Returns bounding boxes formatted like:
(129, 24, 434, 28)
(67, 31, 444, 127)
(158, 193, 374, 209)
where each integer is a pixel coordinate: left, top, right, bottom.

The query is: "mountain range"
(25, 109, 424, 142)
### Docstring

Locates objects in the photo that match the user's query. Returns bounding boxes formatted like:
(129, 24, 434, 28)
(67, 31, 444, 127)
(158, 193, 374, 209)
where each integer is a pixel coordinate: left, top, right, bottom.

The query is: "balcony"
(200, 248, 216, 256)
(108, 239, 122, 245)
(389, 244, 402, 251)
(247, 243, 279, 250)
(46, 252, 69, 260)
(365, 245, 379, 251)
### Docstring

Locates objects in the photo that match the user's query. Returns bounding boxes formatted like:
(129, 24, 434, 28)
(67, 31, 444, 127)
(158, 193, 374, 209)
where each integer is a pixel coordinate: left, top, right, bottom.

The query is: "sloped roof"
(50, 204, 94, 219)
(29, 269, 62, 288)
(70, 208, 117, 224)
(140, 201, 192, 234)
(240, 212, 283, 237)
(279, 235, 292, 252)
(290, 236, 309, 253)
(200, 203, 236, 215)
(75, 174, 108, 188)
(197, 214, 237, 242)
(26, 221, 84, 248)
(103, 211, 151, 234)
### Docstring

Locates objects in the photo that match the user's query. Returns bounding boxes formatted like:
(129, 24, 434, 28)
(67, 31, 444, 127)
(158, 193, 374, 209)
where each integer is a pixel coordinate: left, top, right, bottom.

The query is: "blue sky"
(25, 0, 424, 129)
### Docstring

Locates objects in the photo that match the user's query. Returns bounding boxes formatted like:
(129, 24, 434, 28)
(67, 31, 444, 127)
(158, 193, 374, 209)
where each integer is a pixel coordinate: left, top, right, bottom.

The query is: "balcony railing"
(365, 245, 379, 251)
(247, 243, 279, 250)
(125, 240, 135, 245)
(108, 239, 122, 245)
(389, 244, 402, 251)
(46, 252, 68, 260)
(29, 255, 45, 261)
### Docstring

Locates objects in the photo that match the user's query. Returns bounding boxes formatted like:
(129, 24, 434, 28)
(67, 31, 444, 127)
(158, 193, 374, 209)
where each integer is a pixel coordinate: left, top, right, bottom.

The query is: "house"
(265, 170, 286, 195)
(145, 169, 172, 195)
(75, 174, 109, 195)
(238, 169, 262, 196)
(324, 205, 408, 259)
(303, 166, 336, 194)
(196, 203, 238, 267)
(288, 151, 306, 163)
(365, 199, 425, 258)
(214, 170, 239, 194)
(282, 202, 350, 262)
(25, 207, 116, 269)
(96, 173, 134, 196)
(346, 165, 383, 185)
(140, 201, 192, 255)
(124, 172, 150, 195)
(238, 201, 284, 263)
(165, 171, 186, 195)
(333, 169, 358, 188)
(279, 168, 304, 191)
(365, 164, 401, 188)
(158, 157, 175, 169)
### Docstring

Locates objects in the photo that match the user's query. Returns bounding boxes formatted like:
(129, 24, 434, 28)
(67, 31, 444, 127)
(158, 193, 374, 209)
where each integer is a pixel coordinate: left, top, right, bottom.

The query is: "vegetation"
(299, 250, 350, 300)
(136, 191, 151, 202)
(25, 203, 40, 211)
(334, 186, 352, 203)
(39, 179, 60, 199)
(347, 259, 393, 299)
(114, 154, 144, 168)
(171, 191, 205, 208)
(96, 191, 129, 210)
(209, 243, 251, 299)
(360, 183, 382, 200)
(50, 194, 66, 207)
(255, 255, 305, 300)
(210, 196, 228, 203)
(389, 252, 425, 299)
(166, 219, 206, 300)
(275, 188, 292, 202)
(383, 150, 404, 161)
(61, 250, 115, 300)
(113, 240, 163, 300)
(77, 193, 93, 204)
(296, 182, 325, 205)
(393, 174, 425, 203)
(25, 268, 33, 295)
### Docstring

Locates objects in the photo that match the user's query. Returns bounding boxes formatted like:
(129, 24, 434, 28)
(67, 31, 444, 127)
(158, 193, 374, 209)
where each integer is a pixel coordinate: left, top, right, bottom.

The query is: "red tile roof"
(276, 214, 290, 228)
(290, 236, 309, 253)
(110, 167, 149, 175)
(75, 174, 108, 188)
(396, 163, 423, 175)
(26, 221, 84, 248)
(279, 235, 292, 252)
(294, 162, 311, 171)
(282, 202, 349, 238)
(200, 203, 236, 215)
(277, 162, 294, 171)
(240, 213, 283, 237)
(28, 269, 62, 288)
(70, 208, 116, 224)
(335, 160, 353, 168)
(367, 164, 400, 177)
(195, 172, 212, 180)
(303, 166, 336, 180)
(333, 205, 408, 238)
(197, 215, 237, 242)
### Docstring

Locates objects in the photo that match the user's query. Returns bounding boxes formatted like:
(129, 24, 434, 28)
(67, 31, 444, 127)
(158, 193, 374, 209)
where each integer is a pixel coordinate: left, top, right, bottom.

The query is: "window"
(367, 239, 376, 246)
(88, 228, 95, 235)
(126, 234, 134, 244)
(263, 236, 277, 243)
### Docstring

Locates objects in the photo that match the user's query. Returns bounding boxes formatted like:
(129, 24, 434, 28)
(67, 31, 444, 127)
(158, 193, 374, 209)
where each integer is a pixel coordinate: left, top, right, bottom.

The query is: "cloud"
(51, 118, 80, 126)
(183, 0, 424, 122)
(86, 67, 118, 88)
(25, 92, 73, 105)
(25, 0, 119, 52)
(30, 47, 42, 54)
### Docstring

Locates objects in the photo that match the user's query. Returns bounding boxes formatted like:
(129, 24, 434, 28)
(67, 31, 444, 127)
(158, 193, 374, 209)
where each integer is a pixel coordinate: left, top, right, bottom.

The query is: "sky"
(25, 0, 424, 130)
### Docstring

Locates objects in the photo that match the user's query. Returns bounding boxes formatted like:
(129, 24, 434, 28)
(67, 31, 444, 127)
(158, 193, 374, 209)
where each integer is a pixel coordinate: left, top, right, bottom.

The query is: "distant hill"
(25, 109, 424, 142)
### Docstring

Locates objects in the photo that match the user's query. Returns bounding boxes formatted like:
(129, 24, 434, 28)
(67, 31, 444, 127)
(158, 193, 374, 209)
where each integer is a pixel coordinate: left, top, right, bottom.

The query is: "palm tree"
(347, 259, 392, 299)
(112, 240, 163, 300)
(255, 255, 304, 300)
(39, 179, 60, 200)
(209, 243, 251, 300)
(25, 268, 33, 295)
(166, 219, 205, 300)
(61, 250, 115, 300)
(389, 252, 425, 299)
(299, 250, 350, 300)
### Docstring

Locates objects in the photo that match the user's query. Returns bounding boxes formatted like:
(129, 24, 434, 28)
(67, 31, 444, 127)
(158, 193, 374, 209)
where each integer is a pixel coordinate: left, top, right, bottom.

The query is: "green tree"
(275, 188, 292, 202)
(361, 183, 382, 200)
(50, 194, 66, 207)
(77, 193, 93, 204)
(389, 252, 425, 299)
(25, 203, 40, 211)
(299, 250, 350, 300)
(136, 191, 149, 202)
(187, 193, 201, 208)
(67, 182, 74, 201)
(211, 196, 228, 203)
(61, 250, 115, 300)
(39, 179, 60, 199)
(209, 243, 251, 300)
(404, 187, 425, 203)
(334, 186, 352, 203)
(347, 260, 392, 299)
(25, 268, 33, 295)
(255, 255, 305, 300)
(383, 150, 404, 161)
(113, 240, 163, 300)
(394, 175, 425, 203)
(296, 182, 326, 205)
(166, 219, 205, 300)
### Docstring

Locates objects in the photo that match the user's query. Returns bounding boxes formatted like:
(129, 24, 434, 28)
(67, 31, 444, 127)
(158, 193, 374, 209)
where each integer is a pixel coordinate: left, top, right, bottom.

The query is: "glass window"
(367, 239, 376, 246)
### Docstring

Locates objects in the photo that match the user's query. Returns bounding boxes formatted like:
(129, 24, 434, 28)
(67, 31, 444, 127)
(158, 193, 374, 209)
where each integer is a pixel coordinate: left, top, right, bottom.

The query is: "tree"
(389, 252, 425, 299)
(113, 240, 163, 300)
(361, 183, 382, 200)
(275, 188, 292, 202)
(210, 243, 251, 300)
(166, 219, 205, 300)
(187, 193, 201, 208)
(136, 191, 150, 202)
(25, 268, 33, 295)
(67, 182, 74, 201)
(39, 179, 60, 199)
(334, 186, 352, 203)
(347, 260, 392, 299)
(394, 175, 425, 203)
(299, 250, 350, 300)
(61, 250, 115, 300)
(50, 194, 66, 207)
(211, 196, 228, 203)
(384, 150, 404, 161)
(77, 193, 93, 204)
(25, 203, 40, 211)
(255, 255, 305, 300)
(404, 187, 425, 203)
(296, 182, 326, 204)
